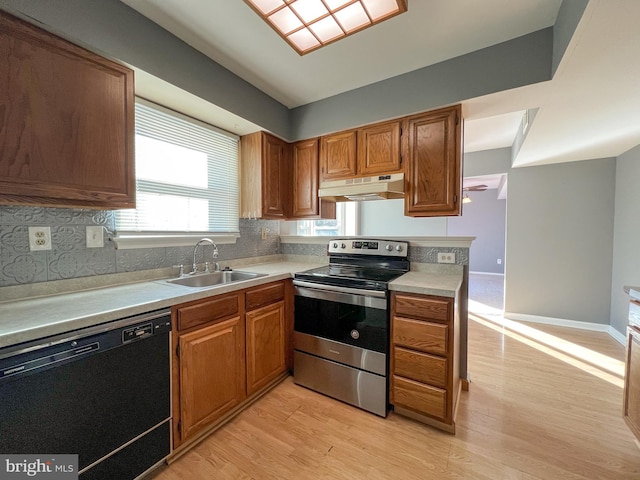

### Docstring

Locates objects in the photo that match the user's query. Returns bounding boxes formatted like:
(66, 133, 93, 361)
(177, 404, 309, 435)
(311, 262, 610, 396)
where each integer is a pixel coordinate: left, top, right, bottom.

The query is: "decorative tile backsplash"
(0, 206, 280, 287)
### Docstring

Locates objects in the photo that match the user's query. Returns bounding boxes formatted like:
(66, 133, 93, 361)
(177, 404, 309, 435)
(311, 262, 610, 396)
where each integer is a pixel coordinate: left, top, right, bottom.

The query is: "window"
(297, 202, 358, 236)
(116, 100, 239, 243)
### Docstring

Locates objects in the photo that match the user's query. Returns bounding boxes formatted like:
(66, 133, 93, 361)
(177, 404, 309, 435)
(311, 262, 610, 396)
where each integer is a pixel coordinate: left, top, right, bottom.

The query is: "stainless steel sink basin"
(166, 270, 266, 288)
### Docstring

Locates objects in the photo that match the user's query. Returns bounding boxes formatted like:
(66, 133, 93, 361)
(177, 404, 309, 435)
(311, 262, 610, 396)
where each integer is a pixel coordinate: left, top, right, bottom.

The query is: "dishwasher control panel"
(122, 323, 153, 343)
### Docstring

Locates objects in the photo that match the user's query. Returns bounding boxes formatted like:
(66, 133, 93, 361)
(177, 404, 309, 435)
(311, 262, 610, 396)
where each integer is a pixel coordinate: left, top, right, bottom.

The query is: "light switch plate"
(86, 226, 104, 248)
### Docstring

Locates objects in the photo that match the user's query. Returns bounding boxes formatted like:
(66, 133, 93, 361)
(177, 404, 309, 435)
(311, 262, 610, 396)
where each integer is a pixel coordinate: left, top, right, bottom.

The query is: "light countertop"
(389, 271, 462, 298)
(0, 260, 462, 349)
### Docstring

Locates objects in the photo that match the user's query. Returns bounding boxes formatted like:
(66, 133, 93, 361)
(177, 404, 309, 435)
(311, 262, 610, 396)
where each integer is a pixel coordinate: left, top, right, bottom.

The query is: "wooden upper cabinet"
(292, 138, 320, 218)
(240, 131, 288, 219)
(319, 130, 357, 182)
(404, 105, 462, 217)
(291, 138, 336, 220)
(263, 133, 288, 218)
(357, 120, 402, 176)
(320, 121, 402, 183)
(0, 11, 135, 209)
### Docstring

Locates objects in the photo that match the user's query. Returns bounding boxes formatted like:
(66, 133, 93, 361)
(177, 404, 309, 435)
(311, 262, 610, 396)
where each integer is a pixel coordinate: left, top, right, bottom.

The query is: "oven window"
(294, 295, 388, 353)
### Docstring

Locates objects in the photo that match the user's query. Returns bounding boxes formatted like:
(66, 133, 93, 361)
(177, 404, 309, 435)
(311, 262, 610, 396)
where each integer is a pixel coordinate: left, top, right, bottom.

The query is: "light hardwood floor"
(152, 314, 640, 479)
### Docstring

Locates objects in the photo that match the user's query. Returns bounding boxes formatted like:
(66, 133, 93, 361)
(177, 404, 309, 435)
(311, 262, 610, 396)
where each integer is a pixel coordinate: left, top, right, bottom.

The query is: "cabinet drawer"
(246, 282, 285, 311)
(394, 294, 450, 322)
(393, 346, 447, 388)
(392, 375, 447, 420)
(393, 317, 448, 356)
(177, 294, 240, 331)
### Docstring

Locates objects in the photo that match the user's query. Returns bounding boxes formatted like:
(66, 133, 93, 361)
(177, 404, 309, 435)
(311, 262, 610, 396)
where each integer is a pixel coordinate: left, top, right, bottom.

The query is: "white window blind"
(116, 100, 239, 235)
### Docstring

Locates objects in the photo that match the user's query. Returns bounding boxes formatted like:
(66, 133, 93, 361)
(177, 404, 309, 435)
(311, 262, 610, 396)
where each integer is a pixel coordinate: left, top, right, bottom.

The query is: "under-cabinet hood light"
(244, 0, 408, 55)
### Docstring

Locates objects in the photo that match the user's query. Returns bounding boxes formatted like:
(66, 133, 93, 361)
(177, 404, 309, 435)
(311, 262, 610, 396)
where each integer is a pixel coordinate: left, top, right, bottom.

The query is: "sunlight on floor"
(468, 300, 625, 388)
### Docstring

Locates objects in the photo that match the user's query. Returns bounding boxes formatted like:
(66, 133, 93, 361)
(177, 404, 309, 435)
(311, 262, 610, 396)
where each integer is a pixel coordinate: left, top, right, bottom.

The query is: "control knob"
(332, 242, 338, 248)
(396, 245, 403, 252)
(385, 244, 393, 251)
(341, 243, 346, 249)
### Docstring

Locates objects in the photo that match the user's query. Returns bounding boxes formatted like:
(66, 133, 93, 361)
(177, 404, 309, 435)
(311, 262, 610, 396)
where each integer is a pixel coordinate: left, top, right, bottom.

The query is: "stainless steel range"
(293, 239, 409, 417)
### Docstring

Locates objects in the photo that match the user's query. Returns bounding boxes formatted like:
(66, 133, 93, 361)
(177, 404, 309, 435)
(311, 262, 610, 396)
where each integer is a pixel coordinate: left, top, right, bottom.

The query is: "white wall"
(610, 144, 640, 334)
(505, 158, 616, 324)
(358, 199, 447, 236)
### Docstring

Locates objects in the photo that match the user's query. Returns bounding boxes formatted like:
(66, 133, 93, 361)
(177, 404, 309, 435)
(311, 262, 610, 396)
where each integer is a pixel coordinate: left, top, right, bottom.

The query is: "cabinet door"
(262, 133, 287, 218)
(246, 301, 286, 396)
(404, 105, 462, 217)
(357, 120, 402, 176)
(624, 328, 640, 441)
(0, 11, 134, 209)
(179, 316, 245, 441)
(319, 130, 357, 182)
(292, 138, 320, 218)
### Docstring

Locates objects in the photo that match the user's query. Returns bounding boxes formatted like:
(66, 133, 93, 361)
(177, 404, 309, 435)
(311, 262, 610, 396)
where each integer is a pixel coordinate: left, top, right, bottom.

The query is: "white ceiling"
(122, 0, 640, 167)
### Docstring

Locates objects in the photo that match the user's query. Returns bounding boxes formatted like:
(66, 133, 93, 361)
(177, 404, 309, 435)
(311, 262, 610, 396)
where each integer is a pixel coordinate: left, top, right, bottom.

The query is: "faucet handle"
(204, 262, 212, 273)
(173, 264, 185, 277)
(213, 246, 219, 258)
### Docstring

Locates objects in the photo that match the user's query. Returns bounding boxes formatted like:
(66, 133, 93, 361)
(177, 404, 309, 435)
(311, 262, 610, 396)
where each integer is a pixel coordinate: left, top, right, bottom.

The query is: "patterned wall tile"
(408, 246, 469, 265)
(281, 243, 328, 257)
(0, 225, 31, 254)
(116, 248, 167, 273)
(51, 226, 85, 252)
(0, 206, 47, 225)
(48, 247, 117, 280)
(1, 252, 48, 286)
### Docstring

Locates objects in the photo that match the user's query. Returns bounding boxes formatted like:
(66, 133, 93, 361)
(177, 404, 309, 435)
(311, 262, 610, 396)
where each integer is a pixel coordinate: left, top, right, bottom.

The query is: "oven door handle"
(293, 280, 387, 310)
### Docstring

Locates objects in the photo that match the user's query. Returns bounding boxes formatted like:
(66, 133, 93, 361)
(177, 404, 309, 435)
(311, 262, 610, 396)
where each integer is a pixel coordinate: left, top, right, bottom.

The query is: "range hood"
(318, 173, 405, 202)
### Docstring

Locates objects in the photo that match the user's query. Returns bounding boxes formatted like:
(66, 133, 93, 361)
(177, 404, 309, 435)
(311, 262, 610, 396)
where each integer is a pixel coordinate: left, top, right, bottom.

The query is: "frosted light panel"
(290, 0, 329, 23)
(288, 28, 321, 50)
(334, 2, 370, 32)
(244, 0, 407, 54)
(309, 16, 344, 42)
(362, 0, 400, 20)
(249, 0, 284, 15)
(269, 7, 303, 34)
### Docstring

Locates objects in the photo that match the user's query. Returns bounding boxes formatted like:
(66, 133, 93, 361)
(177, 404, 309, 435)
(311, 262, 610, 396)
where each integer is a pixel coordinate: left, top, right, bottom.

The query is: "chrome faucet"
(191, 238, 219, 275)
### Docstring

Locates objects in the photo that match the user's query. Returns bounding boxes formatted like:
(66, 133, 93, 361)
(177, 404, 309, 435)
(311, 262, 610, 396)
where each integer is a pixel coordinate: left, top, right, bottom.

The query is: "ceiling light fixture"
(462, 194, 472, 204)
(244, 0, 408, 55)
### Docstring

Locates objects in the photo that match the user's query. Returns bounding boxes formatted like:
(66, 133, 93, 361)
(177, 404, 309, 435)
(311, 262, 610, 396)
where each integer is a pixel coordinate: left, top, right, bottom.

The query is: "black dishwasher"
(0, 309, 172, 480)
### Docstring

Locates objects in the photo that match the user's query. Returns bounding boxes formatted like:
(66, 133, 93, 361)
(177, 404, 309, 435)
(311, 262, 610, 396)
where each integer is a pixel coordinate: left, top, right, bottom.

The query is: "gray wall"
(359, 199, 447, 237)
(0, 206, 280, 287)
(504, 158, 616, 324)
(290, 29, 554, 140)
(448, 191, 506, 274)
(464, 148, 511, 178)
(610, 144, 640, 334)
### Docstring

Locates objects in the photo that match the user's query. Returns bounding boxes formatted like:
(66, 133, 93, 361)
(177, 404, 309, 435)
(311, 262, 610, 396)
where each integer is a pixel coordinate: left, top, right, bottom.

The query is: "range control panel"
(327, 239, 409, 257)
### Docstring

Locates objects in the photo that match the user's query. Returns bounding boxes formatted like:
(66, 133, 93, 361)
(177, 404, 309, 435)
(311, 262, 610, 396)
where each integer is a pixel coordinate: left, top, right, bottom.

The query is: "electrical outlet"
(497, 258, 502, 265)
(437, 252, 456, 264)
(86, 226, 104, 248)
(261, 227, 268, 240)
(28, 226, 52, 251)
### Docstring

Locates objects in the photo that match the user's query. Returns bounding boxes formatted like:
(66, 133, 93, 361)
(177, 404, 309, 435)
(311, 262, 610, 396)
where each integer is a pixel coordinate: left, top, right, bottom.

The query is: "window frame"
(113, 99, 240, 249)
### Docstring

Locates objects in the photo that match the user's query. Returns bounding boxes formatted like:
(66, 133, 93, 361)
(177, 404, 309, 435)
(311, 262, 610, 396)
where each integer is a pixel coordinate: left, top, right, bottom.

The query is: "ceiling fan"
(463, 184, 488, 192)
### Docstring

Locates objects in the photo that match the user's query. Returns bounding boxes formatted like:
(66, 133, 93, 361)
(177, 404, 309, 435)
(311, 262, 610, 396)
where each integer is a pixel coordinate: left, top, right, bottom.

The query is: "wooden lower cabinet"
(246, 301, 286, 396)
(390, 291, 460, 433)
(179, 316, 246, 441)
(171, 280, 291, 451)
(624, 327, 640, 442)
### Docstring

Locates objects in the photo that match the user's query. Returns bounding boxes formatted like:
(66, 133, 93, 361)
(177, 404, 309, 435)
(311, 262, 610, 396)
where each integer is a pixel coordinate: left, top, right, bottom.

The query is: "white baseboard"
(608, 326, 627, 345)
(469, 271, 504, 277)
(504, 312, 626, 345)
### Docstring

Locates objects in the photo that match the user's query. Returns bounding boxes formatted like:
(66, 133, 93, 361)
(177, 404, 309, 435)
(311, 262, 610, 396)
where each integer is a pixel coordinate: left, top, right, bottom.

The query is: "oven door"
(293, 280, 388, 354)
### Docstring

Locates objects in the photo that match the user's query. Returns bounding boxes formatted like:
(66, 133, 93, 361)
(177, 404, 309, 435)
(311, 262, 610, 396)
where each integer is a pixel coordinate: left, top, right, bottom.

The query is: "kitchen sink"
(166, 270, 266, 288)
